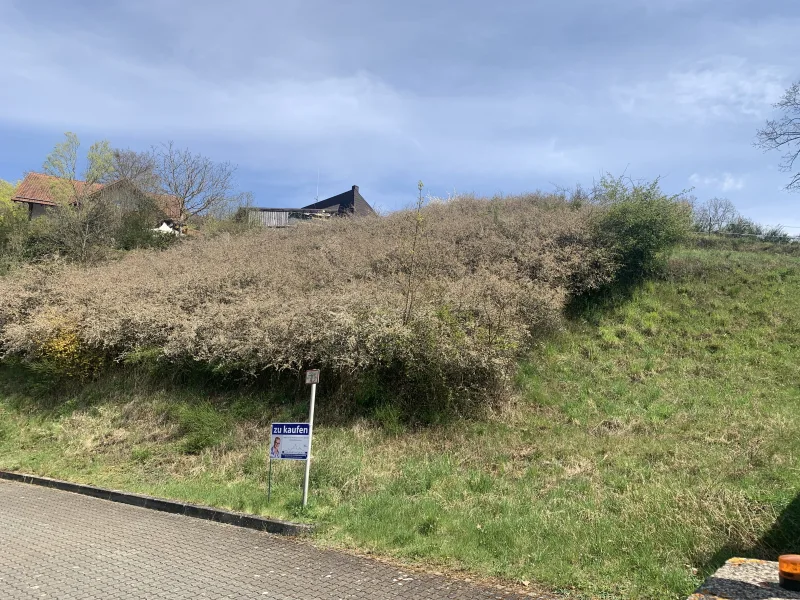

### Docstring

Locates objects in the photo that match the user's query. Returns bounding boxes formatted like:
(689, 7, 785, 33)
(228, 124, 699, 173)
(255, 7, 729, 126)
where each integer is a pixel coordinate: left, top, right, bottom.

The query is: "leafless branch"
(152, 142, 239, 221)
(756, 81, 800, 192)
(693, 197, 738, 233)
(113, 149, 159, 194)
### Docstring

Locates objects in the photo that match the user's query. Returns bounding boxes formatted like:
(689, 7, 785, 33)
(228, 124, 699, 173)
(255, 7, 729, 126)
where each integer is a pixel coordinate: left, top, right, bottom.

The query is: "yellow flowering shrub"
(37, 327, 104, 380)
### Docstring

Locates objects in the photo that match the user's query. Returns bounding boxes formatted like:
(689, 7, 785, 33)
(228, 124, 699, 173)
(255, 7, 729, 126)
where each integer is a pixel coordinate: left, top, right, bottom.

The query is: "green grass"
(1, 247, 799, 599)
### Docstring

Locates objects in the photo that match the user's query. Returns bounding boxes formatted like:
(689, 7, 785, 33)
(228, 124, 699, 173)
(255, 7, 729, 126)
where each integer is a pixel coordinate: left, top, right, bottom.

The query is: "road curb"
(0, 470, 313, 536)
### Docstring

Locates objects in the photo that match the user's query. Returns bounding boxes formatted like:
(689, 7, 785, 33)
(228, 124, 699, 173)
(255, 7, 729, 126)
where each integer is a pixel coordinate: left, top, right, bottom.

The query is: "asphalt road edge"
(0, 470, 313, 536)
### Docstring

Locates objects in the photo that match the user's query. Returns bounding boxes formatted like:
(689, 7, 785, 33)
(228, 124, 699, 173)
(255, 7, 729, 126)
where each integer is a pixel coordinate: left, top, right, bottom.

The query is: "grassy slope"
(1, 247, 799, 599)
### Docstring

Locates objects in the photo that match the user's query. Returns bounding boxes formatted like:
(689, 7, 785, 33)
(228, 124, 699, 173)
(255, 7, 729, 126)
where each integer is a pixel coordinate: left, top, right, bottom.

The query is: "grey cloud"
(1, 0, 798, 215)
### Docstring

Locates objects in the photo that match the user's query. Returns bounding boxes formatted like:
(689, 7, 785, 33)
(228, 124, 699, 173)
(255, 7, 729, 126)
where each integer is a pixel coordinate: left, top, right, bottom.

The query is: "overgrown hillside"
(1, 245, 798, 599)
(0, 194, 615, 415)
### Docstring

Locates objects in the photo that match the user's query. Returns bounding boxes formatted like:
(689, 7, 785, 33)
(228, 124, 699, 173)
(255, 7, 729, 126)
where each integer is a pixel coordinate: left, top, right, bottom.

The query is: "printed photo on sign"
(270, 423, 310, 460)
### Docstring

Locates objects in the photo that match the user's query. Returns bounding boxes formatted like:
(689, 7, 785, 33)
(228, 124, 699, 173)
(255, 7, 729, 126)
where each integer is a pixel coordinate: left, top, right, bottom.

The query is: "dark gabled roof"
(248, 207, 331, 213)
(302, 185, 377, 217)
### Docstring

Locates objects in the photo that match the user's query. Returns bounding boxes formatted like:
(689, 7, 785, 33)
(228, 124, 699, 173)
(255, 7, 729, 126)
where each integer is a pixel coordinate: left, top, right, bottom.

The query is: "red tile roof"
(12, 172, 181, 219)
(12, 172, 103, 206)
(151, 193, 182, 221)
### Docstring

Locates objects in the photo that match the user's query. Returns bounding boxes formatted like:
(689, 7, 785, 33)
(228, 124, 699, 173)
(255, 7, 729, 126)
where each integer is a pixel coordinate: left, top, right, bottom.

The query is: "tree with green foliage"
(1, 179, 23, 233)
(589, 174, 693, 286)
(0, 179, 28, 272)
(723, 215, 763, 237)
(43, 132, 116, 198)
(0, 179, 15, 201)
(36, 132, 127, 262)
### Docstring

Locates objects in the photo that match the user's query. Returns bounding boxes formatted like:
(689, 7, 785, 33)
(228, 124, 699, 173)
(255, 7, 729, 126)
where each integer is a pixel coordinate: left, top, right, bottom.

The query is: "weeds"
(173, 403, 232, 454)
(402, 180, 427, 326)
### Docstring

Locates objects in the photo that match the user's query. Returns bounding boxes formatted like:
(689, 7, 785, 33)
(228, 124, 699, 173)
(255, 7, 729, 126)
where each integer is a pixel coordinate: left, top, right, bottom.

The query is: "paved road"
(0, 480, 541, 599)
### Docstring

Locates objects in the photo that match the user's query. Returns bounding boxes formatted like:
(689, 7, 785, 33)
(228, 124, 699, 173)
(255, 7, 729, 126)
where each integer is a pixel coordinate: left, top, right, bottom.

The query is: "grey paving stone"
(690, 558, 800, 600)
(0, 480, 549, 599)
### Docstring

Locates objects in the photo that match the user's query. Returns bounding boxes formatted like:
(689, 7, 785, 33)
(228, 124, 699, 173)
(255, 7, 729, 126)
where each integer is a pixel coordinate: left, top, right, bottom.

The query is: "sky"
(1, 0, 798, 225)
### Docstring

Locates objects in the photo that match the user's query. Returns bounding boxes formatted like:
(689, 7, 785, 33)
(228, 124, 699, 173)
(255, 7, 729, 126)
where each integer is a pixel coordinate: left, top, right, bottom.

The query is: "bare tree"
(756, 81, 800, 192)
(112, 148, 159, 194)
(152, 142, 241, 222)
(694, 197, 739, 233)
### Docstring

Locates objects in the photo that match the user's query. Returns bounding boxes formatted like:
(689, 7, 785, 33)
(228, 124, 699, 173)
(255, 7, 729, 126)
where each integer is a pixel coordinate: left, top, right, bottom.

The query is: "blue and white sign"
(269, 423, 310, 460)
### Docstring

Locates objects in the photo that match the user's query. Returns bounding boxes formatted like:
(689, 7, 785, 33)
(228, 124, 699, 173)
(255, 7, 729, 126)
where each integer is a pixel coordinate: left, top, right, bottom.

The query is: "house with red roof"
(11, 173, 181, 221)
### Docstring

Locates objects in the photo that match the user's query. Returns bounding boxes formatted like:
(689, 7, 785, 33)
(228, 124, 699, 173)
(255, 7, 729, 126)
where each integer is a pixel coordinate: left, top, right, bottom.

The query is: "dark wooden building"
(247, 185, 377, 227)
(302, 185, 377, 217)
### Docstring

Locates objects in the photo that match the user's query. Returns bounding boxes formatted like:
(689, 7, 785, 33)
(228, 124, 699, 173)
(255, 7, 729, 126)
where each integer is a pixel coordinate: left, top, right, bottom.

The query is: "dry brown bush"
(0, 194, 614, 411)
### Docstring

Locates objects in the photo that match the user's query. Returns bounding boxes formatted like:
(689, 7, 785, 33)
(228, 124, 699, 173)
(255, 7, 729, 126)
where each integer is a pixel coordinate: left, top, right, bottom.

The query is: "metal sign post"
(302, 369, 320, 508)
(267, 456, 273, 503)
